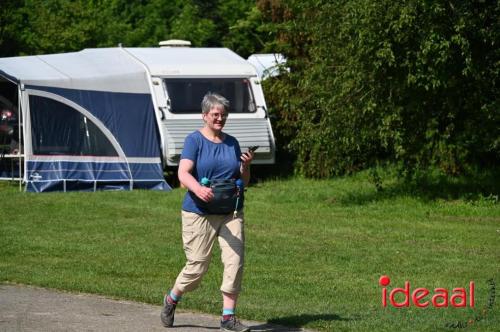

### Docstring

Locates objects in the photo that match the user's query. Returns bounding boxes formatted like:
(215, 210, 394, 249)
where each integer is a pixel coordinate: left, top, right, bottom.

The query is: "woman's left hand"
(240, 150, 254, 172)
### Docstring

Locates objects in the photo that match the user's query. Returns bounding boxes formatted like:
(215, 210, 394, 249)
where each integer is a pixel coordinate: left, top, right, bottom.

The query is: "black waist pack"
(197, 179, 240, 214)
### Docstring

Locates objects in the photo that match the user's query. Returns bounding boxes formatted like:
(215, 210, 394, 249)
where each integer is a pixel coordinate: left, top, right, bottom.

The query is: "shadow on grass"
(266, 313, 356, 330)
(339, 167, 500, 206)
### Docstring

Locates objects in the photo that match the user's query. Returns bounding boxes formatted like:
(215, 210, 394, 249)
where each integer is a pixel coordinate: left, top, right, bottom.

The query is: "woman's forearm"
(240, 164, 250, 186)
(179, 168, 202, 193)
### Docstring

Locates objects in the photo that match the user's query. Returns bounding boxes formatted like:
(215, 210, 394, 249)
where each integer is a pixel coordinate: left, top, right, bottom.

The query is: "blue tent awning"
(0, 48, 171, 192)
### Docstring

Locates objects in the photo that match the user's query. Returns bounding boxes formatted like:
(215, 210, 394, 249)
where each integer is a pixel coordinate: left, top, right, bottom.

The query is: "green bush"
(262, 0, 499, 177)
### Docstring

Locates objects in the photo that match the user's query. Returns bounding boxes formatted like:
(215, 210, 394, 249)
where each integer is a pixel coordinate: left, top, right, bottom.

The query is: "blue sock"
(222, 308, 235, 320)
(169, 290, 182, 302)
(223, 308, 235, 315)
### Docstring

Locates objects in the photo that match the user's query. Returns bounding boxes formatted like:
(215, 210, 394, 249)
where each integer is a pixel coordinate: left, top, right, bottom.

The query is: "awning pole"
(17, 84, 22, 192)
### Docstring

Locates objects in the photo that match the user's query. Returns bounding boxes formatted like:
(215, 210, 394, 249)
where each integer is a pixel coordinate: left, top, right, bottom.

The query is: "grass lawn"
(0, 168, 499, 331)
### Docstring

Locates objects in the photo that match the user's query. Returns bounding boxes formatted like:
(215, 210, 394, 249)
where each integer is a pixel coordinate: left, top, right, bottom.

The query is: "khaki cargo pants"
(173, 210, 245, 294)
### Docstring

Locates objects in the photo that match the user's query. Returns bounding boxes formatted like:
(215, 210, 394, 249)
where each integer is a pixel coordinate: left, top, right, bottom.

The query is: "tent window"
(29, 95, 118, 156)
(164, 78, 256, 114)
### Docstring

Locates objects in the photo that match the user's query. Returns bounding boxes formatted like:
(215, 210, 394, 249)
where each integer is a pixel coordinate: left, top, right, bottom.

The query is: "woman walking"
(161, 93, 254, 332)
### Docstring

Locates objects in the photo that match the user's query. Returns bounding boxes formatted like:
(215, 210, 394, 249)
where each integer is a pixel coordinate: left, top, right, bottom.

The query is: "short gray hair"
(201, 93, 230, 114)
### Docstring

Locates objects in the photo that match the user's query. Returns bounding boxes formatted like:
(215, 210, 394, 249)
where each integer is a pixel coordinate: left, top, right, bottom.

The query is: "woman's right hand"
(194, 185, 214, 202)
(178, 158, 214, 202)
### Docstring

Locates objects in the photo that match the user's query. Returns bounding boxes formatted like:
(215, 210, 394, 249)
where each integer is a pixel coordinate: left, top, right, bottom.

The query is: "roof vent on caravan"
(159, 40, 192, 48)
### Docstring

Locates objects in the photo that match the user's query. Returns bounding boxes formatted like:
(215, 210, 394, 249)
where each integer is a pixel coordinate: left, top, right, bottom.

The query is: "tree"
(0, 0, 25, 57)
(0, 0, 267, 57)
(261, 0, 500, 177)
(168, 1, 217, 46)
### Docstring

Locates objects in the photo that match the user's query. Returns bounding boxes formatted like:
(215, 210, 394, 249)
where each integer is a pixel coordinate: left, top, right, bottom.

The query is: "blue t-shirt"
(181, 130, 243, 214)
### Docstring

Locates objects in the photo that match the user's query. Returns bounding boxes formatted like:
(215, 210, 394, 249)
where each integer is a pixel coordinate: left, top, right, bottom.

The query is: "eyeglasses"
(207, 112, 228, 120)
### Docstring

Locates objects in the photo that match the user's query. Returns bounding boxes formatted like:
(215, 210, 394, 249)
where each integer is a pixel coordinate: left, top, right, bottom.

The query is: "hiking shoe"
(160, 295, 176, 327)
(220, 316, 250, 332)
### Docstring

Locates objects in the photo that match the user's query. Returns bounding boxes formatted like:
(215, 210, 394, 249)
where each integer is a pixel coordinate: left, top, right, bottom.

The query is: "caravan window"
(164, 78, 256, 114)
(29, 96, 118, 156)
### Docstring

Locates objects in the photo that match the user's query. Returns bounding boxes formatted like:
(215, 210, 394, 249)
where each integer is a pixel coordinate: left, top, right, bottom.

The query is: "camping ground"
(0, 168, 499, 331)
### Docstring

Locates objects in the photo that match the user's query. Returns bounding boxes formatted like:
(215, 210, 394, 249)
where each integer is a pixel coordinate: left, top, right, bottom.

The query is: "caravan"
(0, 43, 275, 192)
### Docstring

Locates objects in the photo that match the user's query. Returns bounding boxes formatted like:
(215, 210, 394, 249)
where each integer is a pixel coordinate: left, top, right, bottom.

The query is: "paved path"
(0, 284, 309, 332)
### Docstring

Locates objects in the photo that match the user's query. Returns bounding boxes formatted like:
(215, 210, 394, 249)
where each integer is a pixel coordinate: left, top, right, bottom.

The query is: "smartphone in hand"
(248, 145, 259, 153)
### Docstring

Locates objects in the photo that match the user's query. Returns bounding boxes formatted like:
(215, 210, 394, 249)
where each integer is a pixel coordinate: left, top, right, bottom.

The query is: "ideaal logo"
(379, 275, 496, 329)
(379, 275, 474, 308)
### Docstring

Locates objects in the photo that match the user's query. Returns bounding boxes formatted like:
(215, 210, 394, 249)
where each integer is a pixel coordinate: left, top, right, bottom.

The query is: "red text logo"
(379, 275, 474, 308)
